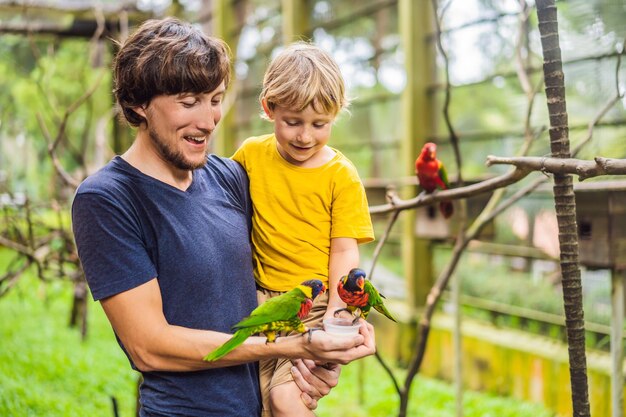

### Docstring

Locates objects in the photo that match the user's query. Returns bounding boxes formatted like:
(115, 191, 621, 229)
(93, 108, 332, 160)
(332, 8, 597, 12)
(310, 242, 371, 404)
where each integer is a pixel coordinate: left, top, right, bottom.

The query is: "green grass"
(0, 275, 137, 417)
(317, 357, 555, 417)
(0, 269, 554, 417)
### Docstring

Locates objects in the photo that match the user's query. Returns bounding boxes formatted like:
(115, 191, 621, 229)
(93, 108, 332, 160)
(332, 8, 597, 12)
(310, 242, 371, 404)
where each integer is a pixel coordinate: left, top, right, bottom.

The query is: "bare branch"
(374, 350, 402, 394)
(35, 68, 106, 189)
(486, 155, 626, 180)
(0, 260, 31, 298)
(36, 113, 81, 189)
(430, 0, 463, 184)
(370, 167, 531, 215)
(0, 235, 32, 255)
(514, 0, 533, 96)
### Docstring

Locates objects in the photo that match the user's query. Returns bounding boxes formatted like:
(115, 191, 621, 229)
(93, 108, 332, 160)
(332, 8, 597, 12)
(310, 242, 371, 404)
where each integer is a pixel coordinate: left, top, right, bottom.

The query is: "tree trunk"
(536, 1, 591, 415)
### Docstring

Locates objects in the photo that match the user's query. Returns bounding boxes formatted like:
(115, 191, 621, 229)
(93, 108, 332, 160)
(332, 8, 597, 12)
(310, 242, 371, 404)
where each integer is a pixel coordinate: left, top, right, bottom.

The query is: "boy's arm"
(325, 237, 360, 320)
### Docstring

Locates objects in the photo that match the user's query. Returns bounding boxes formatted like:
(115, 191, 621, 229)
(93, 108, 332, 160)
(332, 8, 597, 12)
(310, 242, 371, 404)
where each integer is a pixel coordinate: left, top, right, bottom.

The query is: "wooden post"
(281, 0, 309, 44)
(611, 268, 624, 417)
(398, 0, 435, 312)
(210, 0, 239, 157)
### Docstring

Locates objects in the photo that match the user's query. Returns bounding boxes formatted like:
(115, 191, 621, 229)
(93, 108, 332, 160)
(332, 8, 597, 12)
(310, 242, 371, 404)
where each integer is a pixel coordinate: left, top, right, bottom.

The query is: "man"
(71, 17, 375, 417)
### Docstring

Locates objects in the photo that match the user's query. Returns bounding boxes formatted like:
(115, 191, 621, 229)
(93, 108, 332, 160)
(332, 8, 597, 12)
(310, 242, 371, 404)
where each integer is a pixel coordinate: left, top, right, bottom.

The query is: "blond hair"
(260, 42, 348, 118)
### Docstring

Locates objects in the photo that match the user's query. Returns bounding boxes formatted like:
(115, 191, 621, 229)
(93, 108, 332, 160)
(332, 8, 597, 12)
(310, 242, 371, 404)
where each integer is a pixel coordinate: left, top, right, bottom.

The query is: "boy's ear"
(261, 99, 274, 120)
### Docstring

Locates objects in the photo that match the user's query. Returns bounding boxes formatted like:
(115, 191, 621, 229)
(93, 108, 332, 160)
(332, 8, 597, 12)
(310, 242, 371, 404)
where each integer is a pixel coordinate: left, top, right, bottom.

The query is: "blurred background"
(1, 0, 625, 416)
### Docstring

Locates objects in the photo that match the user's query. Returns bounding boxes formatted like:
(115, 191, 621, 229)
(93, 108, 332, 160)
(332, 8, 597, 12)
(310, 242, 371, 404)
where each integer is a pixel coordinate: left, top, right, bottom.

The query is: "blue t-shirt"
(71, 155, 261, 417)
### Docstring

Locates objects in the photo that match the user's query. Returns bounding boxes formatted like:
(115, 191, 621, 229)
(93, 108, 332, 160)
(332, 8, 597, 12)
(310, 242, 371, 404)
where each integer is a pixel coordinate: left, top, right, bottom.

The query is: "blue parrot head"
(301, 279, 327, 300)
(344, 268, 367, 291)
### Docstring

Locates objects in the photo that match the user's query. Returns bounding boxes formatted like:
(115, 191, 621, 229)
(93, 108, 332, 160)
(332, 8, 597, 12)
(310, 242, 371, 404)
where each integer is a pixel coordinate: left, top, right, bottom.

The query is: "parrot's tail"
(439, 201, 454, 219)
(203, 329, 252, 362)
(375, 304, 398, 323)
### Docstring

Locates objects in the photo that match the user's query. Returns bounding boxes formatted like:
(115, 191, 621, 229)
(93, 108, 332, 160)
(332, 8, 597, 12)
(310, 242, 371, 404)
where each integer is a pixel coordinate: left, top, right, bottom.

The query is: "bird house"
(575, 181, 626, 270)
(414, 180, 495, 240)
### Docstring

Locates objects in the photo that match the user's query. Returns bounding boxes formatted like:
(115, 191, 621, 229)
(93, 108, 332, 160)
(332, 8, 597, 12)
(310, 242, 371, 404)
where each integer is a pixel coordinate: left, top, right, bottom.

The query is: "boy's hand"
(291, 359, 341, 410)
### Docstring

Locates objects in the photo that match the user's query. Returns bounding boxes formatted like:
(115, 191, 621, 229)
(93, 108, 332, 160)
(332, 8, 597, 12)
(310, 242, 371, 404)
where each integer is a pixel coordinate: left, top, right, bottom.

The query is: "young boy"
(232, 43, 374, 417)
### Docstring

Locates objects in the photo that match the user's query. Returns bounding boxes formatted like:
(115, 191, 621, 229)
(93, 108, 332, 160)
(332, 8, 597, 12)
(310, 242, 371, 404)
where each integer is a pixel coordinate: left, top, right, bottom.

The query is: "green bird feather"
(337, 268, 397, 322)
(204, 279, 326, 361)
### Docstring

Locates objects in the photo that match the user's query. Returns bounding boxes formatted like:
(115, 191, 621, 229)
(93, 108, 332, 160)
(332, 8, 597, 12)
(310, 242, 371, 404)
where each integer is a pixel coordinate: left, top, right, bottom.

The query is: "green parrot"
(204, 279, 327, 361)
(336, 268, 397, 323)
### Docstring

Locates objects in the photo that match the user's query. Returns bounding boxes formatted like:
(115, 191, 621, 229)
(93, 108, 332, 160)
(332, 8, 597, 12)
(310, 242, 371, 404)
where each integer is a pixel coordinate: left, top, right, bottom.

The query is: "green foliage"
(433, 246, 614, 330)
(0, 35, 112, 200)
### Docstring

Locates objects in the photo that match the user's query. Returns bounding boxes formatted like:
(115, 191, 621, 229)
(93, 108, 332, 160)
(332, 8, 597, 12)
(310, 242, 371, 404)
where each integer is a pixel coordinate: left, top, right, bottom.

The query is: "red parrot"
(415, 142, 454, 219)
(336, 268, 396, 323)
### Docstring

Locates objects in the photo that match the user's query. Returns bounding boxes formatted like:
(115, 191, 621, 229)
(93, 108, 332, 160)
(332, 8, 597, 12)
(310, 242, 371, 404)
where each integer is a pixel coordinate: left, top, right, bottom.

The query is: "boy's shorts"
(256, 286, 328, 417)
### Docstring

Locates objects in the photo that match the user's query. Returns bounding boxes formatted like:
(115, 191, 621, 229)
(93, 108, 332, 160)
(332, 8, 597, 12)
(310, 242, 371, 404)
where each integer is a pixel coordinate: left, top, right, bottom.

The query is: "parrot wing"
(437, 160, 450, 190)
(437, 161, 454, 218)
(233, 287, 305, 330)
(364, 281, 397, 323)
(204, 289, 308, 362)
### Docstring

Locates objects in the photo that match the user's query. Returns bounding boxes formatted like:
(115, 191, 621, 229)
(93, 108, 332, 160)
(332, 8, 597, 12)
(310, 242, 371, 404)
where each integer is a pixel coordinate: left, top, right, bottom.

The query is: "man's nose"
(196, 105, 217, 131)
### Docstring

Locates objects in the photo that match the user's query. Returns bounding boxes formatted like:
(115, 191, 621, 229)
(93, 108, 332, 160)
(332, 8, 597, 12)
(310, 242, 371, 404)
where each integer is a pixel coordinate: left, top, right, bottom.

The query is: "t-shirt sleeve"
(231, 140, 247, 169)
(330, 172, 375, 244)
(71, 192, 157, 301)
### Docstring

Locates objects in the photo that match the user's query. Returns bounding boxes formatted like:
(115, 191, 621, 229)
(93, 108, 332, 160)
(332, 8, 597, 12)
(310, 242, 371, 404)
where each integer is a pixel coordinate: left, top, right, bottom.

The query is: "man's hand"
(291, 359, 341, 410)
(301, 319, 376, 364)
(290, 319, 376, 409)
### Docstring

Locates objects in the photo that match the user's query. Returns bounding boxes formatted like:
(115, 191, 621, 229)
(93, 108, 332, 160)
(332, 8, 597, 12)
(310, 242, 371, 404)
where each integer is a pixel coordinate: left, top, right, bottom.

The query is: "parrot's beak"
(321, 284, 327, 294)
(357, 277, 365, 290)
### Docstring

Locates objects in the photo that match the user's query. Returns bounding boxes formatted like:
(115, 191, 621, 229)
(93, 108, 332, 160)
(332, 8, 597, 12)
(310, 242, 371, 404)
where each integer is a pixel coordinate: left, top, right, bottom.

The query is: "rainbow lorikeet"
(335, 268, 396, 323)
(204, 279, 326, 362)
(415, 142, 454, 219)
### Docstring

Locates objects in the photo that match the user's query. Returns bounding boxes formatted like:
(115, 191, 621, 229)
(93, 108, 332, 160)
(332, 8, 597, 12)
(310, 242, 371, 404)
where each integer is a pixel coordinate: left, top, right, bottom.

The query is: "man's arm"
(101, 277, 375, 372)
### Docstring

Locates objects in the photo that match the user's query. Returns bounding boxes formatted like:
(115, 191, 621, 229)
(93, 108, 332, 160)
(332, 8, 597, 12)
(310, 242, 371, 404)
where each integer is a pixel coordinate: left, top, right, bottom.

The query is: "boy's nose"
(296, 129, 313, 144)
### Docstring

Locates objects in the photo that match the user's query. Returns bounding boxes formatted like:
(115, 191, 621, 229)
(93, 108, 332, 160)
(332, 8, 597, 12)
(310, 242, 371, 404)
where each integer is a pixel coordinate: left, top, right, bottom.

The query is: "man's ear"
(133, 105, 147, 119)
(261, 99, 274, 120)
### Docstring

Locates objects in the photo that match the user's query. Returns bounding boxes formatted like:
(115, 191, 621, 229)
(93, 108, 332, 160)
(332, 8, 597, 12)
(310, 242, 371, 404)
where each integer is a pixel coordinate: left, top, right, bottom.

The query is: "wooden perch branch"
(486, 155, 626, 180)
(370, 167, 531, 215)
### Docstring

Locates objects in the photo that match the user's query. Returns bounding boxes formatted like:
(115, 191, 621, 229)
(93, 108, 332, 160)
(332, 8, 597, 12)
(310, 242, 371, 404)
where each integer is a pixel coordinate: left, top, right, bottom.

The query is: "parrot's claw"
(305, 327, 324, 343)
(333, 308, 351, 318)
(351, 316, 361, 326)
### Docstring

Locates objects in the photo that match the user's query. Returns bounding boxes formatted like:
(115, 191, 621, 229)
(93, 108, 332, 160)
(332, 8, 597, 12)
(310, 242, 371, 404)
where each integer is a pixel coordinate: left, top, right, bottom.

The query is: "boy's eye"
(285, 120, 300, 126)
(313, 122, 328, 128)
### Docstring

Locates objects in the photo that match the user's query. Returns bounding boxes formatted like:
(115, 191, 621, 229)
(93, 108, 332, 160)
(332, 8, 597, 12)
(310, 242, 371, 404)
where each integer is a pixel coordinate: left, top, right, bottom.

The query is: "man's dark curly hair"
(113, 17, 231, 127)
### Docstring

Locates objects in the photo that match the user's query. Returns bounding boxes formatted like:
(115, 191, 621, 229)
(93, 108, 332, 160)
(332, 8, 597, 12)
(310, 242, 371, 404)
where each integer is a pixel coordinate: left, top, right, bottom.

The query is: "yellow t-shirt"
(232, 134, 374, 291)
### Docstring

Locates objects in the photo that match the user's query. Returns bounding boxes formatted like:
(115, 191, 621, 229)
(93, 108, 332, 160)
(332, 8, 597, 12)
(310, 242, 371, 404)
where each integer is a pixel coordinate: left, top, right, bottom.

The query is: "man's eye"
(181, 101, 196, 107)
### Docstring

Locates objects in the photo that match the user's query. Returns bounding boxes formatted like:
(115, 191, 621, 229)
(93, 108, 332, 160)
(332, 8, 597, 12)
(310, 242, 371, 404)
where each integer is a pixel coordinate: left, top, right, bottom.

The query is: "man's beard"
(148, 128, 208, 170)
